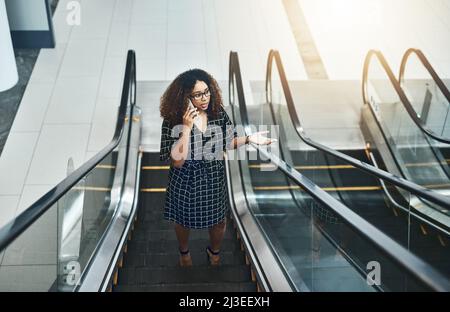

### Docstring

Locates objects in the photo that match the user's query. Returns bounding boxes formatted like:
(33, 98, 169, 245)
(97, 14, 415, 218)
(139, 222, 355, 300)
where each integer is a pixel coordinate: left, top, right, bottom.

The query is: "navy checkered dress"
(159, 107, 237, 229)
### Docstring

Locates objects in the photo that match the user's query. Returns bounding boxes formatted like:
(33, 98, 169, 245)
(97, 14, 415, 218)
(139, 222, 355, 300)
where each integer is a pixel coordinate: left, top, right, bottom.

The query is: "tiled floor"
(0, 49, 40, 156)
(0, 1, 62, 158)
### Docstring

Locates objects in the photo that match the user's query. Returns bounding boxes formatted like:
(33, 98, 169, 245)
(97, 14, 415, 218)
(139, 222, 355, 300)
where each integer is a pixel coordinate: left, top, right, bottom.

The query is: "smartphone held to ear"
(188, 99, 195, 110)
(188, 99, 198, 119)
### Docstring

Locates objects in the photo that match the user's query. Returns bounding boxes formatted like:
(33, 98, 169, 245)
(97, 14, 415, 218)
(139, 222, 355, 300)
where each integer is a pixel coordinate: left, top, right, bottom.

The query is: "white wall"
(298, 0, 450, 79)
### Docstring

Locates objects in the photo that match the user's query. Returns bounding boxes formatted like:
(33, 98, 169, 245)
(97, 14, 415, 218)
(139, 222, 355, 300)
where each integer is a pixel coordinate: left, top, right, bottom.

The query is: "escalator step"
(123, 251, 246, 268)
(134, 217, 236, 231)
(120, 153, 253, 291)
(141, 153, 170, 164)
(127, 238, 241, 254)
(131, 228, 235, 241)
(118, 265, 252, 285)
(114, 282, 256, 292)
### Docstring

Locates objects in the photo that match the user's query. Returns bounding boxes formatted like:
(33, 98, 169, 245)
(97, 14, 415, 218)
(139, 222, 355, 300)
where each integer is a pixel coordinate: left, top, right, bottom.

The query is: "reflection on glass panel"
(57, 152, 119, 291)
(0, 205, 57, 291)
(401, 52, 450, 139)
(0, 110, 127, 291)
(367, 55, 450, 220)
(242, 157, 428, 291)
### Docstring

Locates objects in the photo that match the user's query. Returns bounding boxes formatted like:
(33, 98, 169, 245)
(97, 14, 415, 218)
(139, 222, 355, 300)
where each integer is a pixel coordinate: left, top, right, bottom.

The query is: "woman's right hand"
(182, 105, 198, 129)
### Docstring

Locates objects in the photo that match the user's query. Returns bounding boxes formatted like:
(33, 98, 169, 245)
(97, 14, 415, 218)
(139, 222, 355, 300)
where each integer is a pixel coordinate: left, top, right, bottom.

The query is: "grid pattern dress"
(159, 106, 237, 229)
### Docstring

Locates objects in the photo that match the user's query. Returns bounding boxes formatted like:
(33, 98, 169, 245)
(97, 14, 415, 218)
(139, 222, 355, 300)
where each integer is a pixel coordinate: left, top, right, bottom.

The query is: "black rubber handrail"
(266, 49, 450, 211)
(399, 48, 450, 143)
(0, 50, 137, 252)
(363, 49, 449, 144)
(230, 50, 450, 292)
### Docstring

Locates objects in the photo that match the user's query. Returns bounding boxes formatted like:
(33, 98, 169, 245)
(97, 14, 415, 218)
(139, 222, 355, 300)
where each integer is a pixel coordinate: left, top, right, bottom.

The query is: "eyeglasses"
(190, 89, 210, 101)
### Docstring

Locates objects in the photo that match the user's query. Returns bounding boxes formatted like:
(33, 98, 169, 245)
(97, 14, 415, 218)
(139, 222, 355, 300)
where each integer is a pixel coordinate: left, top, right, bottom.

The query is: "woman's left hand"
(248, 131, 277, 145)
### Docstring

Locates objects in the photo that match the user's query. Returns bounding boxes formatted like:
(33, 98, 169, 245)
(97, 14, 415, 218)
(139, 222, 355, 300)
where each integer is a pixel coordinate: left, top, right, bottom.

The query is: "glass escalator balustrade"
(227, 52, 450, 291)
(252, 50, 450, 290)
(0, 51, 137, 292)
(231, 82, 374, 291)
(399, 50, 450, 191)
(0, 127, 128, 291)
(400, 49, 450, 141)
(365, 53, 450, 219)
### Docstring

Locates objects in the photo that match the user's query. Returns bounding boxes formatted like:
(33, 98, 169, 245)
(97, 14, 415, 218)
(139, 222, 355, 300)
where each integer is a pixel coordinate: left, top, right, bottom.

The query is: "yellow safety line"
(405, 161, 449, 168)
(321, 186, 381, 191)
(253, 185, 381, 192)
(142, 166, 170, 170)
(248, 164, 277, 169)
(141, 188, 166, 192)
(253, 185, 302, 191)
(96, 165, 116, 169)
(364, 143, 371, 160)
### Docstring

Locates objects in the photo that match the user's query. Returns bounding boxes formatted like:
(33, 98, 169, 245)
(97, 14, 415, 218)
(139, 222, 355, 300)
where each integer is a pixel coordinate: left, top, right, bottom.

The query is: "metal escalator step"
(118, 265, 252, 285)
(135, 213, 168, 222)
(134, 219, 174, 230)
(123, 251, 246, 267)
(114, 281, 256, 292)
(134, 214, 236, 227)
(135, 209, 235, 220)
(137, 193, 166, 209)
(131, 228, 235, 241)
(135, 214, 236, 229)
(127, 238, 241, 254)
(141, 152, 170, 164)
(134, 219, 235, 233)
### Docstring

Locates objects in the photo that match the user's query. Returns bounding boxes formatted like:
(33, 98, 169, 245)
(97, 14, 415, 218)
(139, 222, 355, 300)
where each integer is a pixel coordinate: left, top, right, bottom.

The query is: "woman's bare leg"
(207, 219, 227, 264)
(174, 223, 192, 266)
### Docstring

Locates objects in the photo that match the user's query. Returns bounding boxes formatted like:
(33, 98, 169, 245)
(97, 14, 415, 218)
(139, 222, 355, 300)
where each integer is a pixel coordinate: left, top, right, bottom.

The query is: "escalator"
(399, 49, 450, 138)
(361, 50, 450, 229)
(0, 50, 449, 292)
(225, 51, 450, 291)
(115, 153, 255, 292)
(243, 49, 450, 283)
(398, 48, 450, 174)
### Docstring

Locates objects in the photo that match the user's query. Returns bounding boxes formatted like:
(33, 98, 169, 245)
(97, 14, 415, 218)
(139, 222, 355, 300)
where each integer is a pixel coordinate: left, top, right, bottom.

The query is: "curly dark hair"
(160, 69, 223, 126)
